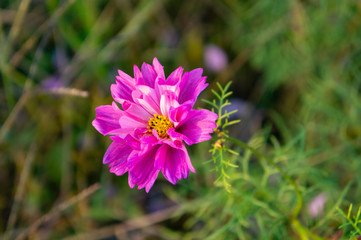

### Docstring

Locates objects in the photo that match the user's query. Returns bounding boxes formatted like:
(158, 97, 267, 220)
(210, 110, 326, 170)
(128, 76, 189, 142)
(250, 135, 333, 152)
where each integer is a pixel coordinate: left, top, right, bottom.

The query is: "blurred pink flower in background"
(204, 44, 228, 73)
(92, 58, 218, 192)
(308, 193, 328, 219)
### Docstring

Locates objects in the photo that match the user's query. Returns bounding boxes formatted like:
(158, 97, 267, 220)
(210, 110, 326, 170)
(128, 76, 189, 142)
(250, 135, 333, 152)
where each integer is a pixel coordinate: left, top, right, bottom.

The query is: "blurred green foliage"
(1, 0, 361, 239)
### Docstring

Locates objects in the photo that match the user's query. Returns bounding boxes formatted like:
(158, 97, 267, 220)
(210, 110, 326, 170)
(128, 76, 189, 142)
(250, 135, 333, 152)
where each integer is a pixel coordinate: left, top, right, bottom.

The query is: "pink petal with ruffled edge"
(104, 135, 138, 176)
(111, 70, 135, 104)
(152, 58, 165, 80)
(175, 109, 218, 145)
(160, 91, 179, 117)
(128, 145, 161, 193)
(118, 115, 147, 138)
(117, 69, 134, 84)
(123, 103, 152, 123)
(178, 69, 208, 106)
(155, 144, 195, 184)
(132, 85, 161, 116)
(167, 128, 191, 146)
(166, 66, 183, 85)
(133, 65, 144, 85)
(168, 103, 192, 127)
(92, 102, 123, 136)
(141, 63, 156, 88)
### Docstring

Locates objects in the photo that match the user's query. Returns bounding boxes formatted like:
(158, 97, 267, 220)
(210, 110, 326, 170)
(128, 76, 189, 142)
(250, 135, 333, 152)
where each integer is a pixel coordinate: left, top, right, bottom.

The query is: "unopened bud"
(214, 140, 224, 149)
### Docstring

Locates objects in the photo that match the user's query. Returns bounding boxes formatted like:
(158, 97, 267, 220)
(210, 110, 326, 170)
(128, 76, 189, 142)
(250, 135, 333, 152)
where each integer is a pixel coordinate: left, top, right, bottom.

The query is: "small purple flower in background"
(308, 193, 328, 219)
(41, 76, 64, 90)
(204, 44, 228, 73)
(92, 58, 218, 192)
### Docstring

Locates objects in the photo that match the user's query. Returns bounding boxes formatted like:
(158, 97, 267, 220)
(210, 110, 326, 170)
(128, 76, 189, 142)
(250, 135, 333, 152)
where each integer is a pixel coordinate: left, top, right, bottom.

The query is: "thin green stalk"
(337, 206, 361, 236)
(225, 136, 303, 218)
(291, 218, 327, 240)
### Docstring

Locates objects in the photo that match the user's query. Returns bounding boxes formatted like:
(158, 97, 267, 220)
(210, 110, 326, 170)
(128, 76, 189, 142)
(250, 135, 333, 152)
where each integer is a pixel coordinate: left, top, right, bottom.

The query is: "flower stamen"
(147, 114, 174, 138)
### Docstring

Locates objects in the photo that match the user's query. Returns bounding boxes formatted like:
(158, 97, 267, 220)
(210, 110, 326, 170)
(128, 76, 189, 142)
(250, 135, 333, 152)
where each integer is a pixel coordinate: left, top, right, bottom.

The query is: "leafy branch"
(337, 204, 361, 239)
(203, 82, 240, 193)
(204, 82, 318, 239)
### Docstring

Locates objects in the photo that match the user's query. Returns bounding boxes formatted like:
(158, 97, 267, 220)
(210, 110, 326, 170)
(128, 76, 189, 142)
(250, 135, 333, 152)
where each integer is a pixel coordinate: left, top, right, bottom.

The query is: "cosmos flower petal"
(118, 115, 147, 136)
(156, 77, 179, 94)
(152, 58, 165, 80)
(104, 136, 134, 175)
(117, 69, 134, 85)
(111, 69, 136, 103)
(155, 144, 194, 184)
(140, 134, 159, 145)
(166, 66, 183, 85)
(168, 103, 192, 126)
(133, 65, 144, 85)
(128, 145, 161, 192)
(178, 69, 208, 105)
(167, 128, 192, 145)
(132, 85, 161, 115)
(92, 102, 123, 136)
(111, 80, 134, 104)
(124, 103, 152, 123)
(176, 109, 218, 145)
(141, 62, 156, 88)
(160, 91, 179, 117)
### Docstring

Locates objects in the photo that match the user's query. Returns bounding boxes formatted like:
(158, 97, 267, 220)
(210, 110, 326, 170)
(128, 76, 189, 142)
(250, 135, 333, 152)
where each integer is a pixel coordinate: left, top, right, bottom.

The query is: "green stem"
(291, 218, 327, 240)
(337, 207, 361, 236)
(225, 136, 303, 218)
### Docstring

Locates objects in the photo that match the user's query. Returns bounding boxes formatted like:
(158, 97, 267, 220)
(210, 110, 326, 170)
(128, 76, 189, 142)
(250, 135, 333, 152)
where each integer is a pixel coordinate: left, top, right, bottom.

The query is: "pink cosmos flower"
(92, 58, 218, 192)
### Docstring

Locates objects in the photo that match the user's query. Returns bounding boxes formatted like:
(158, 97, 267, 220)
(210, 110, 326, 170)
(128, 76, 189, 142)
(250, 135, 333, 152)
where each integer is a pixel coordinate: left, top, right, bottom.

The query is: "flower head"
(92, 58, 218, 192)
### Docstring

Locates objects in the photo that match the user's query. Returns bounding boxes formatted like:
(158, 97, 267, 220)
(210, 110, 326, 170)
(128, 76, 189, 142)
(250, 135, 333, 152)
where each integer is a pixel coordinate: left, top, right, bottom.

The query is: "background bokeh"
(1, 0, 361, 239)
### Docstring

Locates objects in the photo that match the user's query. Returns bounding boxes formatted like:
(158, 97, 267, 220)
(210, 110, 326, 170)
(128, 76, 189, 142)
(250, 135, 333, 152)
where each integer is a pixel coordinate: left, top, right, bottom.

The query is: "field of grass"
(1, 0, 361, 239)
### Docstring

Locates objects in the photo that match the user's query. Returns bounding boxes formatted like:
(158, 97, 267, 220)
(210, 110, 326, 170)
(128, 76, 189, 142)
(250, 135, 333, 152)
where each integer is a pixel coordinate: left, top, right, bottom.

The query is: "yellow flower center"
(147, 114, 174, 138)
